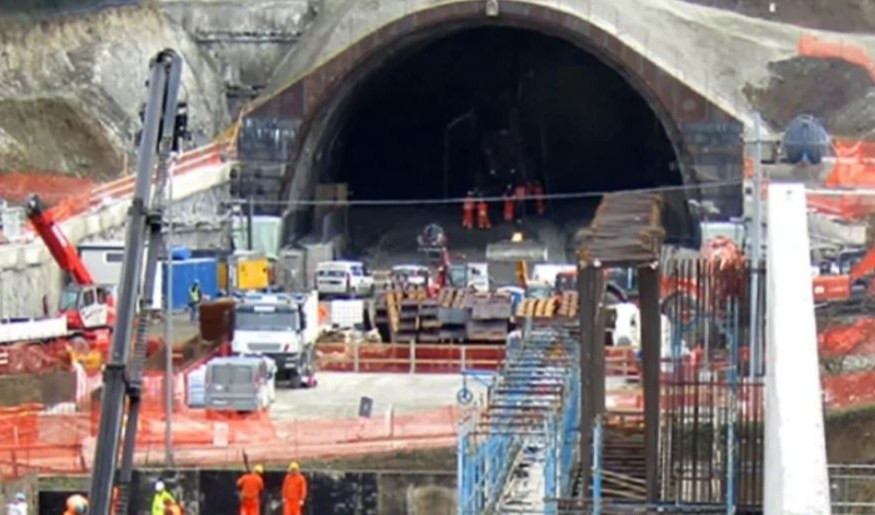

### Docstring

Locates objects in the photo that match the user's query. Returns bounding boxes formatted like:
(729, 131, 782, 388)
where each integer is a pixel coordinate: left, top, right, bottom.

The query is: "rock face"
(0, 5, 230, 180)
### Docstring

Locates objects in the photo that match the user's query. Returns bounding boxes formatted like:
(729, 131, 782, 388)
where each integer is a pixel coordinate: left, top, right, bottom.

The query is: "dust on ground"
(683, 0, 875, 33)
(744, 56, 875, 137)
(827, 406, 875, 463)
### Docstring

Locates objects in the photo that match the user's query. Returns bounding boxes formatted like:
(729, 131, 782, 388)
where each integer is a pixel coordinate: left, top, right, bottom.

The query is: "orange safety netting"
(822, 370, 875, 411)
(0, 172, 93, 207)
(0, 403, 465, 476)
(818, 318, 875, 360)
(798, 34, 875, 84)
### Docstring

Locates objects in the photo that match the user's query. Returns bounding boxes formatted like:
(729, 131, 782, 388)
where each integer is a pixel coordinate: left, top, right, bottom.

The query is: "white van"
(316, 260, 375, 297)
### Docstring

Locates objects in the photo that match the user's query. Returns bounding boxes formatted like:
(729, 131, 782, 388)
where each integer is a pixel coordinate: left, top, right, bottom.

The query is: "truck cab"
(231, 292, 319, 387)
(204, 355, 277, 412)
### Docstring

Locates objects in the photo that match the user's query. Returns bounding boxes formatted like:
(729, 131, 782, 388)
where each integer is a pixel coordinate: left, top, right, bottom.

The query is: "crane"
(25, 193, 116, 331)
(88, 49, 184, 515)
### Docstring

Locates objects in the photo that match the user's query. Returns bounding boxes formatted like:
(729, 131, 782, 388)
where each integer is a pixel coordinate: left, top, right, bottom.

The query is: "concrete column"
(764, 183, 830, 514)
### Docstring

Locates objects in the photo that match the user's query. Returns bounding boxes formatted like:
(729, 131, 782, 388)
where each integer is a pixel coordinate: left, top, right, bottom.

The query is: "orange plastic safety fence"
(0, 402, 466, 475)
(0, 172, 94, 206)
(798, 34, 875, 84)
(823, 370, 875, 411)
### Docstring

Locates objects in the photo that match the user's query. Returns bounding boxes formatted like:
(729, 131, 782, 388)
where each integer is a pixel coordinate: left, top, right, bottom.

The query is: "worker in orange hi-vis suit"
(476, 199, 491, 230)
(513, 183, 527, 221)
(533, 180, 546, 215)
(502, 187, 515, 223)
(282, 461, 309, 515)
(462, 192, 475, 229)
(237, 465, 265, 515)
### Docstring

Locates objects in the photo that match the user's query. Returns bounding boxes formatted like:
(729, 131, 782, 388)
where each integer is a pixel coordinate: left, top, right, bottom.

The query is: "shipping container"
(162, 258, 219, 310)
(78, 241, 162, 309)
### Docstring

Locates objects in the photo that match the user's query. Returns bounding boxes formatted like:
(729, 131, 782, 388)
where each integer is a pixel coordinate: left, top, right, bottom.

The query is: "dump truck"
(231, 291, 320, 387)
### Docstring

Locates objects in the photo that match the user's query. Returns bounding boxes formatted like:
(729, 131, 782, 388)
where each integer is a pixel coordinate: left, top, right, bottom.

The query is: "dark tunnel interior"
(321, 26, 682, 202)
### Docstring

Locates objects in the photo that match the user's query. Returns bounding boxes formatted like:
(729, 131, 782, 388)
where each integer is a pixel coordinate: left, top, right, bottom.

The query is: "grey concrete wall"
(40, 468, 456, 514)
(160, 0, 317, 116)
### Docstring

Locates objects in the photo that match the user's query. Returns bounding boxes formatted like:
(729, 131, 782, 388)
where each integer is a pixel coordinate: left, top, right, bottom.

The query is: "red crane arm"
(850, 246, 875, 284)
(25, 194, 94, 285)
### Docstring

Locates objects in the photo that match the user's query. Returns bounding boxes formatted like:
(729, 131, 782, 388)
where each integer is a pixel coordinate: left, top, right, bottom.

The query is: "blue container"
(169, 246, 192, 260)
(162, 257, 219, 310)
(784, 114, 829, 165)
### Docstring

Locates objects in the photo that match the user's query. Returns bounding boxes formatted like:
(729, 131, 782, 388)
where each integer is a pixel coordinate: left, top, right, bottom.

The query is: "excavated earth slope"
(0, 5, 229, 180)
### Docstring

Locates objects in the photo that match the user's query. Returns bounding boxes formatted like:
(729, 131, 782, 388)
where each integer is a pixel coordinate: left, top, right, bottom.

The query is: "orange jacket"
(476, 202, 488, 215)
(282, 472, 308, 502)
(237, 472, 264, 500)
(463, 198, 475, 212)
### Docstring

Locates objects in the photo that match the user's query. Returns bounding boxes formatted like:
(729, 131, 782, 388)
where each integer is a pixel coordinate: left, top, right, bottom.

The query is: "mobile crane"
(25, 193, 116, 331)
(88, 49, 185, 514)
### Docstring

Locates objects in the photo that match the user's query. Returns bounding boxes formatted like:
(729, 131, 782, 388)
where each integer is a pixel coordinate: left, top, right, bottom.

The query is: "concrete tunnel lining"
(245, 2, 743, 247)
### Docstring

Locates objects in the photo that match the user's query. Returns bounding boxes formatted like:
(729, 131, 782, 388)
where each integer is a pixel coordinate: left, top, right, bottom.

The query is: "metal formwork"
(458, 326, 580, 514)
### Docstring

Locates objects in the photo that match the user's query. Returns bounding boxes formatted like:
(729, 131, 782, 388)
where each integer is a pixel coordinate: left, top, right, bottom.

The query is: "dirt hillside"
(0, 5, 229, 180)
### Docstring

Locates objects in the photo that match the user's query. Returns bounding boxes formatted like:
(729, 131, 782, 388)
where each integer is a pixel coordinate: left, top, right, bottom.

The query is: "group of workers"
(58, 462, 307, 515)
(237, 462, 308, 515)
(462, 180, 546, 230)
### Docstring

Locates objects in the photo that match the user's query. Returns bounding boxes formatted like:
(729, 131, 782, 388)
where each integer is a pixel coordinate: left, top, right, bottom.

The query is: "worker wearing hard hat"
(151, 481, 176, 515)
(282, 461, 308, 515)
(462, 192, 475, 230)
(63, 494, 88, 515)
(6, 492, 27, 514)
(236, 465, 265, 515)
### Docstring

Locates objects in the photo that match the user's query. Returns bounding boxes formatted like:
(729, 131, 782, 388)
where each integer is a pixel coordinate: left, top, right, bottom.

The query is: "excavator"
(416, 223, 489, 292)
(812, 245, 875, 303)
(25, 193, 116, 332)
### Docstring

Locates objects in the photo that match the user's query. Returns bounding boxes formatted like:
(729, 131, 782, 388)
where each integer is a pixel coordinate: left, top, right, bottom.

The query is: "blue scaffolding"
(457, 326, 580, 514)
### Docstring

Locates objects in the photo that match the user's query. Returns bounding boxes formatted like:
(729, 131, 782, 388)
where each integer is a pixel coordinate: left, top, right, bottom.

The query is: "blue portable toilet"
(162, 257, 219, 310)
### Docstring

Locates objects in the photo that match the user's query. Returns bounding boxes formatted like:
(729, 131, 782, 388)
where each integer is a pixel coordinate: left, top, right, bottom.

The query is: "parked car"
(315, 260, 375, 298)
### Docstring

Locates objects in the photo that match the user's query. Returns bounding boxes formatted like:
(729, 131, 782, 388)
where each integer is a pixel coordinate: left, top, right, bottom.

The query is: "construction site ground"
(348, 200, 597, 283)
(270, 372, 485, 421)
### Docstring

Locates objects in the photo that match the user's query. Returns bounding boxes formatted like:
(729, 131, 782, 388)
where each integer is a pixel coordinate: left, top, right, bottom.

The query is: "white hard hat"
(155, 480, 165, 492)
(14, 492, 25, 501)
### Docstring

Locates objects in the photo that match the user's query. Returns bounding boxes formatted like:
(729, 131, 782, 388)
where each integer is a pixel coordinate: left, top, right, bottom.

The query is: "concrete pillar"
(764, 183, 830, 514)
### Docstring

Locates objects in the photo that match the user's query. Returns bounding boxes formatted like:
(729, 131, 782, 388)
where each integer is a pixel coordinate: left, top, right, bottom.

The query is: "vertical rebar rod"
(164, 161, 175, 468)
(592, 415, 603, 515)
(749, 113, 763, 378)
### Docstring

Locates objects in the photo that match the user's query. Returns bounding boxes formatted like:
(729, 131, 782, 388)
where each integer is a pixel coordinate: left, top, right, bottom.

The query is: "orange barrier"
(0, 404, 464, 476)
(0, 173, 94, 206)
(316, 343, 505, 373)
(798, 34, 875, 84)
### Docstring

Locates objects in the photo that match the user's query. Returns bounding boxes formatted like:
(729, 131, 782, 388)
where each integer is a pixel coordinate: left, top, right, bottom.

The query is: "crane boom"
(25, 194, 95, 285)
(88, 49, 183, 515)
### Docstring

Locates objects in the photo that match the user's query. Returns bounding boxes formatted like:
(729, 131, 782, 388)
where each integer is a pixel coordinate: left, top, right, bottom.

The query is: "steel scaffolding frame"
(457, 326, 580, 514)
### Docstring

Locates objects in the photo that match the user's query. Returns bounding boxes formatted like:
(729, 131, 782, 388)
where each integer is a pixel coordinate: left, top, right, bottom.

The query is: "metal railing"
(316, 341, 505, 373)
(830, 464, 875, 513)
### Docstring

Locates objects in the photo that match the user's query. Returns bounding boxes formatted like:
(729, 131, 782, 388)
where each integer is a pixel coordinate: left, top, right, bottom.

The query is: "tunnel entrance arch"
(242, 1, 744, 249)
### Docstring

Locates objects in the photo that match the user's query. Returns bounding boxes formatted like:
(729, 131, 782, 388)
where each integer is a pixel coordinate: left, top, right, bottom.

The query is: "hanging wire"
(224, 178, 743, 207)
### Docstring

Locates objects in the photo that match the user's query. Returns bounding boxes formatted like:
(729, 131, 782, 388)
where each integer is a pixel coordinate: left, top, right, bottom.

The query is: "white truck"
(231, 291, 321, 387)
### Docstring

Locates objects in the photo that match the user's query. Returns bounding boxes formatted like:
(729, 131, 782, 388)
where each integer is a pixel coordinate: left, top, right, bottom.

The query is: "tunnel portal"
(321, 27, 681, 204)
(240, 3, 746, 257)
